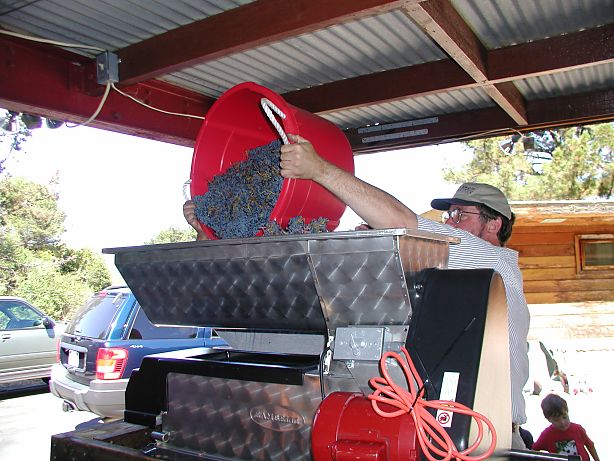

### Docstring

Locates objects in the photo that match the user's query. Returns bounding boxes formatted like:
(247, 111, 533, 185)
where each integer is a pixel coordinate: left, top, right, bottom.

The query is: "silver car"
(0, 296, 65, 383)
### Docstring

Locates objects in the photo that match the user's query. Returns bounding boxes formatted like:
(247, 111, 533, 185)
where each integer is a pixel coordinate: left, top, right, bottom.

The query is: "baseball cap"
(430, 183, 512, 219)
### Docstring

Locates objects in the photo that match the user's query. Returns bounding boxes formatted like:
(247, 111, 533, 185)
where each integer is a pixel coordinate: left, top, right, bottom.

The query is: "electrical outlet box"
(96, 51, 119, 84)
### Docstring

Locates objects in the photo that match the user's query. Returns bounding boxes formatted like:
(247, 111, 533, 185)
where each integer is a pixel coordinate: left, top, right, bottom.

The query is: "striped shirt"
(417, 216, 530, 424)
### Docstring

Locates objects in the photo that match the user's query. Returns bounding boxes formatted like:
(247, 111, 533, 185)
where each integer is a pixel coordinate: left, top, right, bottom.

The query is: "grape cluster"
(193, 140, 283, 239)
(262, 217, 329, 236)
(193, 139, 330, 239)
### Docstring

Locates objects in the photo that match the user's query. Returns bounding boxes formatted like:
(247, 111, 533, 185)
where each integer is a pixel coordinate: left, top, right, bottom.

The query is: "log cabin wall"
(507, 202, 614, 304)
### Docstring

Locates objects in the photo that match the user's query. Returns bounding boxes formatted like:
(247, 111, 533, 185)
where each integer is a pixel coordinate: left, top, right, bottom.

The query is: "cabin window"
(575, 234, 614, 272)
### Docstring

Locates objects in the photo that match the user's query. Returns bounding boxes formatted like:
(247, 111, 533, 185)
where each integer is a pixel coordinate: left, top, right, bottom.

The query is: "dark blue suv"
(50, 286, 225, 419)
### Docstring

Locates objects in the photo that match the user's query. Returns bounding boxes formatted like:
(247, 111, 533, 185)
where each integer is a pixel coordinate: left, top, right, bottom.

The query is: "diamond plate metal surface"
(104, 229, 455, 333)
(163, 372, 322, 460)
(106, 229, 455, 460)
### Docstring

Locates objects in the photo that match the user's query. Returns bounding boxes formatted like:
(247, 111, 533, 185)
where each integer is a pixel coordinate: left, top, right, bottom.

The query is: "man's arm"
(280, 134, 417, 230)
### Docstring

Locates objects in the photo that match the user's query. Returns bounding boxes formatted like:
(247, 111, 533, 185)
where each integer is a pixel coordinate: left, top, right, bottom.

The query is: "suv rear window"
(129, 308, 197, 340)
(66, 292, 129, 339)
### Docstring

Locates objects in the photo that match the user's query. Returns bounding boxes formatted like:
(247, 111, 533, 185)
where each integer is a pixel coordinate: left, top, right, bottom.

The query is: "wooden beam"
(117, 0, 412, 85)
(524, 279, 614, 294)
(488, 23, 614, 81)
(403, 0, 486, 81)
(283, 59, 474, 113)
(345, 106, 513, 154)
(0, 35, 213, 146)
(283, 25, 614, 115)
(402, 0, 528, 125)
(528, 89, 614, 126)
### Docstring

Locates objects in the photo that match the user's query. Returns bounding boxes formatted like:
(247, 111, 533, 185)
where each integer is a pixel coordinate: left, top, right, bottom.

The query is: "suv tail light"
(96, 348, 128, 380)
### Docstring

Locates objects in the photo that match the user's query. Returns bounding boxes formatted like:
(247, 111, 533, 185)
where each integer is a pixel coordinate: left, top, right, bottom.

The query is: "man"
(278, 134, 530, 449)
(184, 134, 530, 447)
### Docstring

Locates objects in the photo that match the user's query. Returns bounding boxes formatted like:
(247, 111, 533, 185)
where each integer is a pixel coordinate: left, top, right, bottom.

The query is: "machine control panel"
(333, 327, 385, 361)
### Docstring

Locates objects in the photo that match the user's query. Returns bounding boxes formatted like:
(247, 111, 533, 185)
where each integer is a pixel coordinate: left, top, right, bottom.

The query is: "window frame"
(574, 233, 614, 274)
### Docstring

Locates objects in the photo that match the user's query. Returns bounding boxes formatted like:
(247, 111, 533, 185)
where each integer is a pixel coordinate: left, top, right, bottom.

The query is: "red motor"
(312, 392, 419, 461)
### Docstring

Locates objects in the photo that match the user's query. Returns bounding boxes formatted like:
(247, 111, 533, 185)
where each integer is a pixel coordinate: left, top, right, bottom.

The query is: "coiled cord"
(368, 347, 496, 461)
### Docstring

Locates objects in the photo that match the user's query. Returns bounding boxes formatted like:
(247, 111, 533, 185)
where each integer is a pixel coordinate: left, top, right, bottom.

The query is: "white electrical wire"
(0, 28, 106, 52)
(1, 29, 206, 126)
(442, 127, 525, 144)
(110, 83, 205, 120)
(65, 82, 112, 128)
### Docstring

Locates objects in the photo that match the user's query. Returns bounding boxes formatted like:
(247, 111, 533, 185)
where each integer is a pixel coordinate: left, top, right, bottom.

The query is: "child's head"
(541, 393, 570, 431)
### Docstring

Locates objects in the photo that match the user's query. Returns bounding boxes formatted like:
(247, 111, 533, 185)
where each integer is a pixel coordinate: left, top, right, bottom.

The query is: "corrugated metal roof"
(452, 0, 614, 49)
(516, 62, 614, 99)
(0, 0, 611, 148)
(323, 87, 495, 129)
(0, 0, 253, 55)
(1, 0, 610, 108)
(162, 10, 446, 97)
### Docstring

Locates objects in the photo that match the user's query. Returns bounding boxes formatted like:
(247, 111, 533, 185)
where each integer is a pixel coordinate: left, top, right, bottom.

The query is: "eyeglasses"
(442, 209, 482, 224)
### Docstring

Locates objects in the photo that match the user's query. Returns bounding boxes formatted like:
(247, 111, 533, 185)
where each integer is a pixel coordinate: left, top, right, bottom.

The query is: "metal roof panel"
(0, 0, 253, 54)
(323, 87, 495, 129)
(162, 10, 446, 98)
(516, 62, 614, 99)
(452, 0, 614, 49)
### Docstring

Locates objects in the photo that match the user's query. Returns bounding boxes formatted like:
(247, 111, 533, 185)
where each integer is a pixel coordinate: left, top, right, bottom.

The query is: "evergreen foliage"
(444, 123, 613, 200)
(146, 226, 196, 244)
(0, 176, 111, 319)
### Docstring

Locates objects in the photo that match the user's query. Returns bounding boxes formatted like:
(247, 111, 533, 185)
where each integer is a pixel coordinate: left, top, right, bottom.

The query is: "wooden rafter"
(283, 24, 614, 114)
(402, 0, 528, 125)
(488, 24, 614, 81)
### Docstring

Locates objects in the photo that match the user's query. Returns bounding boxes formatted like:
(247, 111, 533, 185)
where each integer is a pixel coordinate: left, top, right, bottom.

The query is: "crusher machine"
(51, 228, 571, 461)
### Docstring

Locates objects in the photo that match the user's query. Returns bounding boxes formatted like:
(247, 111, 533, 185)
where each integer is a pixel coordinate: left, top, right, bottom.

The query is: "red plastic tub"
(190, 82, 355, 239)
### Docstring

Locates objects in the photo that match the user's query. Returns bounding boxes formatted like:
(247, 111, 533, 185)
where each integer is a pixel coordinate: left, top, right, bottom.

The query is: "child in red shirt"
(533, 394, 600, 461)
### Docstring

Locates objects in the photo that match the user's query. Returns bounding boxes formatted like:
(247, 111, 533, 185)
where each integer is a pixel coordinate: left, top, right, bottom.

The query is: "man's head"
(541, 393, 570, 431)
(431, 182, 515, 246)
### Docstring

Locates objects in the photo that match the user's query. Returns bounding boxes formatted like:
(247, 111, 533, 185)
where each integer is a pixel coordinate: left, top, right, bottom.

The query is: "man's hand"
(280, 134, 329, 181)
(183, 200, 209, 240)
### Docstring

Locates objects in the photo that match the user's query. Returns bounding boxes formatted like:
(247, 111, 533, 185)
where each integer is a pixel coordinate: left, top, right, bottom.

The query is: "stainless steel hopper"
(102, 228, 459, 461)
(104, 228, 456, 338)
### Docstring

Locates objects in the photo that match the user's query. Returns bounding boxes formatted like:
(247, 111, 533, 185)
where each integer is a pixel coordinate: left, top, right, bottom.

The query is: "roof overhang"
(1, 1, 612, 152)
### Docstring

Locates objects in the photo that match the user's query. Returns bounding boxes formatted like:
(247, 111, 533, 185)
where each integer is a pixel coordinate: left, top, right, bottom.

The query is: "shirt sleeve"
(531, 427, 552, 453)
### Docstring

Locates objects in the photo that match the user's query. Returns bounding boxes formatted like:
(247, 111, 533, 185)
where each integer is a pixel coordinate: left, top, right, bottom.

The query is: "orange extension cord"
(368, 347, 497, 461)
